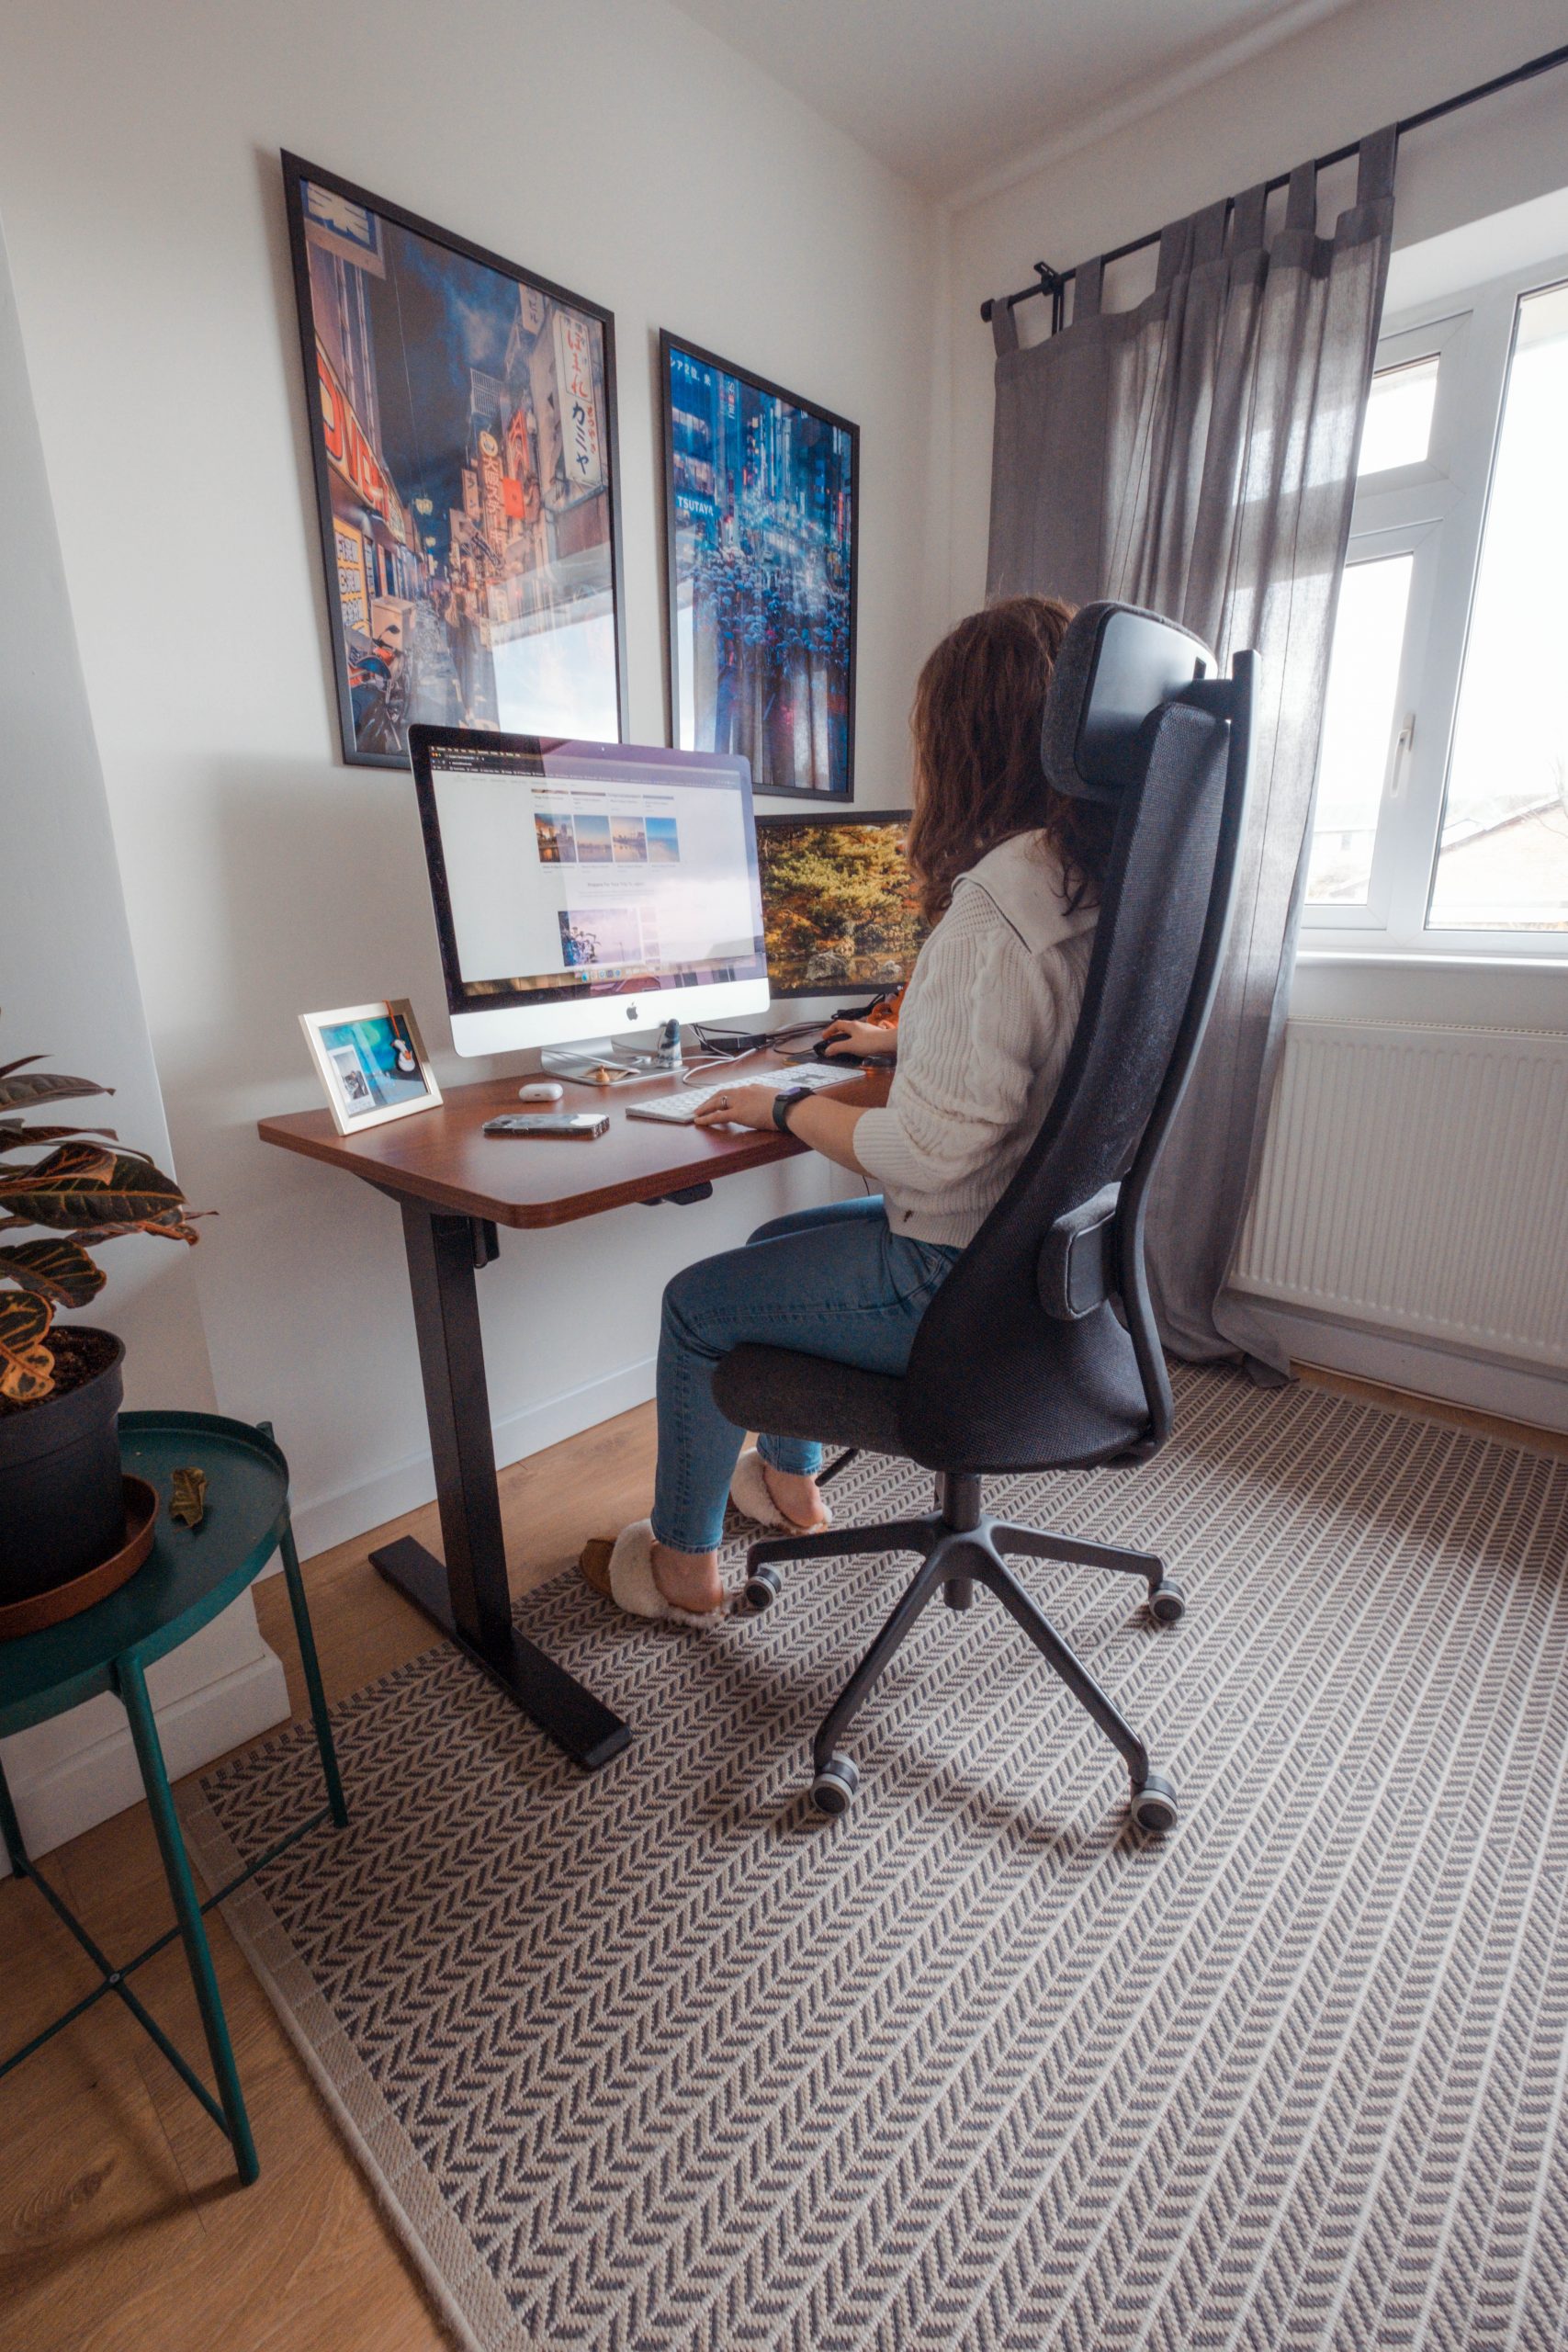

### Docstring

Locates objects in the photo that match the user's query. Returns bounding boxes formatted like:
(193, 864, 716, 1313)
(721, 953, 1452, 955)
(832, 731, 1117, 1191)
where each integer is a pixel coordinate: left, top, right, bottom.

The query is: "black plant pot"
(0, 1330, 126, 1607)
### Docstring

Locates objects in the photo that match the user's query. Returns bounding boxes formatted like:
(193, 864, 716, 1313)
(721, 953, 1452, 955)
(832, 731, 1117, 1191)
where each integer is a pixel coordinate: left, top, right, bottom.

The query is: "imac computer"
(409, 726, 770, 1076)
(754, 809, 928, 998)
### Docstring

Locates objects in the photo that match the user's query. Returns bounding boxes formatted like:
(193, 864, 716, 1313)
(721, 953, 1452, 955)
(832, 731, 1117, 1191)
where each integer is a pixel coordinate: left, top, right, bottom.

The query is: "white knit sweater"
(853, 831, 1097, 1249)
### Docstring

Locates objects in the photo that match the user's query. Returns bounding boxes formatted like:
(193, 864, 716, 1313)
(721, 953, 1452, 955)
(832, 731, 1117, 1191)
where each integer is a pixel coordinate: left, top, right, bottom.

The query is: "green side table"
(0, 1411, 347, 2186)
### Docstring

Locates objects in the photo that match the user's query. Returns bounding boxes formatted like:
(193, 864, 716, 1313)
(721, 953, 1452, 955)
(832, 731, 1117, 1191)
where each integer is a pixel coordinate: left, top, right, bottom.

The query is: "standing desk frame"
(259, 1057, 878, 1770)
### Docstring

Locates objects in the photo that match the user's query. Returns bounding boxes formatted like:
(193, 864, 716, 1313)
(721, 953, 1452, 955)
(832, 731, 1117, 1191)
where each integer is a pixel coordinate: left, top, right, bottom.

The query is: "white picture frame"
(299, 999, 443, 1136)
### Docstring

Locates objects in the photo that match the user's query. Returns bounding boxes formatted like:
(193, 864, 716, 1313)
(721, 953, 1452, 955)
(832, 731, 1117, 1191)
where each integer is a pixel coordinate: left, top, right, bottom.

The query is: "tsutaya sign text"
(552, 312, 604, 493)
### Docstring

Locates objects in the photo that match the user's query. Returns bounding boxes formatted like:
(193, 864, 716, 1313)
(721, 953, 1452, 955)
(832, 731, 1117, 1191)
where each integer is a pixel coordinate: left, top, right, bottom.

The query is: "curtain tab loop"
(990, 299, 1020, 356)
(1193, 199, 1228, 266)
(1075, 257, 1103, 321)
(1230, 183, 1268, 253)
(1284, 161, 1316, 234)
(1357, 123, 1399, 204)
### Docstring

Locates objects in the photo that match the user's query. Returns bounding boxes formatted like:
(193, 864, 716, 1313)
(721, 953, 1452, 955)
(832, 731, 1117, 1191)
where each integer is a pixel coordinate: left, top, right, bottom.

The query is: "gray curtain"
(987, 131, 1396, 1370)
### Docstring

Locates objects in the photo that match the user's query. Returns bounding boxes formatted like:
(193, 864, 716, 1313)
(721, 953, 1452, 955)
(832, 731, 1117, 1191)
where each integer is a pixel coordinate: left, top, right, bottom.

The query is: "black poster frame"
(281, 151, 628, 772)
(659, 328, 859, 803)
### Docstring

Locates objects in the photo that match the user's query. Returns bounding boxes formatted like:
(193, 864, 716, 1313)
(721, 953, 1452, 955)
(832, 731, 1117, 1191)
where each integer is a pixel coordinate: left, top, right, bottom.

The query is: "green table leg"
(116, 1654, 260, 2186)
(276, 1518, 349, 1831)
(0, 1756, 28, 1877)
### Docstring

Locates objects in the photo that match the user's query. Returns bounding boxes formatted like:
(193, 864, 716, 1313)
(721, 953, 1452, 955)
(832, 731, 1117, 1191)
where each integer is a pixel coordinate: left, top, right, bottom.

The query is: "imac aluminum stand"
(543, 1021, 684, 1089)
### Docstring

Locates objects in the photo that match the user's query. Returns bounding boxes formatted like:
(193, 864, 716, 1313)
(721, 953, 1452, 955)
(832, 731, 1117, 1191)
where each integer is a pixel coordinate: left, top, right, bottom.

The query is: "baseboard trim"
(1242, 1302, 1568, 1435)
(283, 1353, 658, 1565)
(0, 1647, 290, 1871)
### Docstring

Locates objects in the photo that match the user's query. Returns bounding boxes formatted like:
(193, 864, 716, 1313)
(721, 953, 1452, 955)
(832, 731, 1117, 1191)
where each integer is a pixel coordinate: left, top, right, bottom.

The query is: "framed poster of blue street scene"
(282, 153, 626, 770)
(660, 333, 857, 800)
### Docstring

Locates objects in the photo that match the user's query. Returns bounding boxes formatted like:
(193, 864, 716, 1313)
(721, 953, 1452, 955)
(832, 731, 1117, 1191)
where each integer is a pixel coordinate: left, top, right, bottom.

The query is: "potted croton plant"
(0, 1053, 205, 1612)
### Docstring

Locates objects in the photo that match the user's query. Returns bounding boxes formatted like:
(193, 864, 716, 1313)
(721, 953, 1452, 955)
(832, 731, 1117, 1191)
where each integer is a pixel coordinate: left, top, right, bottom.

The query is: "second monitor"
(755, 810, 928, 999)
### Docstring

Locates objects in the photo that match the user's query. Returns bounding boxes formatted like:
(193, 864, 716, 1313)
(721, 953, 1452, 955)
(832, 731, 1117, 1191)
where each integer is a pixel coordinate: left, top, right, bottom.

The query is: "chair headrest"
(1042, 601, 1216, 802)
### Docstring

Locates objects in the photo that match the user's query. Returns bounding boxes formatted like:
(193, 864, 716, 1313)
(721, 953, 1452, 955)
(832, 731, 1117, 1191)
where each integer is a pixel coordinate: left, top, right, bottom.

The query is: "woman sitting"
(591, 593, 1113, 1622)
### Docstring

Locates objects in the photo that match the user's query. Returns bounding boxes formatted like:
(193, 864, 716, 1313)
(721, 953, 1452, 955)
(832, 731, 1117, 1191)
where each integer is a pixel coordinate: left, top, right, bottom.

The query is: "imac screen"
(413, 731, 767, 1013)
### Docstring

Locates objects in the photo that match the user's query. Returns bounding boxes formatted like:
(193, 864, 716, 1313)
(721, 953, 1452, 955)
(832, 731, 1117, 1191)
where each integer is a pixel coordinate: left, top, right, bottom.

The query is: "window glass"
(1306, 552, 1414, 904)
(1428, 281, 1568, 931)
(1357, 354, 1438, 475)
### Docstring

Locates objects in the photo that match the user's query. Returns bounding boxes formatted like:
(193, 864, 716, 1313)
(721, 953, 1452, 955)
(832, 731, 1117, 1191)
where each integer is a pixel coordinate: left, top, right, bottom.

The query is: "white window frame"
(1302, 249, 1568, 962)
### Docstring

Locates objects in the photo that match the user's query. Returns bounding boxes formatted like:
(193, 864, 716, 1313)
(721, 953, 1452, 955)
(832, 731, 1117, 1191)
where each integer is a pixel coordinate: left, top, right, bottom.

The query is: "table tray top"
(257, 1056, 886, 1227)
(0, 1412, 290, 1734)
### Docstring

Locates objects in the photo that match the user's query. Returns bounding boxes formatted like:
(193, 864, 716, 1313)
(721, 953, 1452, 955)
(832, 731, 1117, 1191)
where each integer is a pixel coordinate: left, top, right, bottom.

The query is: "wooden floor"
(1, 1370, 1562, 2351)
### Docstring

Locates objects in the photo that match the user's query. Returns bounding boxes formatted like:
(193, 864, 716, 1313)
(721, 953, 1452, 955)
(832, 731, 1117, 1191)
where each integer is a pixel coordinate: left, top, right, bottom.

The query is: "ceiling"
(667, 0, 1360, 199)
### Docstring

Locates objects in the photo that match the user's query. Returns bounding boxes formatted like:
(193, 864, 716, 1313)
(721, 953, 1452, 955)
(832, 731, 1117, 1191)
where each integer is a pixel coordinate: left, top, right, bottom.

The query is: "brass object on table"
(169, 1465, 208, 1528)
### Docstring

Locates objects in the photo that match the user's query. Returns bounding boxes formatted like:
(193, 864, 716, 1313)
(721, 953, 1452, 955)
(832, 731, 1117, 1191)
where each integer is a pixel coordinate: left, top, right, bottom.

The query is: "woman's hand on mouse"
(821, 1020, 895, 1059)
(692, 1083, 783, 1131)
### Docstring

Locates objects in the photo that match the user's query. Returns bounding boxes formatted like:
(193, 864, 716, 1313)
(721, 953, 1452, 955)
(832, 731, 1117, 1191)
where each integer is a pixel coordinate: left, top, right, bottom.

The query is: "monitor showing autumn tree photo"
(756, 816, 928, 996)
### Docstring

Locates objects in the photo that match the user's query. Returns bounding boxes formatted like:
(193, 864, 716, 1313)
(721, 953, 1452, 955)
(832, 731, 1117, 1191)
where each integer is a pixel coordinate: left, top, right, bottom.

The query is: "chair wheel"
(1130, 1772, 1178, 1836)
(1148, 1582, 1186, 1626)
(810, 1755, 860, 1815)
(745, 1563, 782, 1611)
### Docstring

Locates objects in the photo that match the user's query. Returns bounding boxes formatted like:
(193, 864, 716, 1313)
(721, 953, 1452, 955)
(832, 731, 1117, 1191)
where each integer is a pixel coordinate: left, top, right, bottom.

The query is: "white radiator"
(1231, 1019, 1568, 1372)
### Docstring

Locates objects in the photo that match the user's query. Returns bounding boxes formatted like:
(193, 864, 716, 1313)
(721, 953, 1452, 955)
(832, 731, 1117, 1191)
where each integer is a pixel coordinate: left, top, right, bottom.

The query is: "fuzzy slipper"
(729, 1446, 832, 1532)
(580, 1520, 725, 1626)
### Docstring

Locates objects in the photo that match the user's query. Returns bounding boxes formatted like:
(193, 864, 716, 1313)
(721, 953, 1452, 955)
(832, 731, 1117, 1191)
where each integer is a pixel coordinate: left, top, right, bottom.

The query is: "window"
(1357, 354, 1438, 475)
(1303, 256, 1568, 956)
(1429, 282, 1568, 931)
(1305, 553, 1414, 905)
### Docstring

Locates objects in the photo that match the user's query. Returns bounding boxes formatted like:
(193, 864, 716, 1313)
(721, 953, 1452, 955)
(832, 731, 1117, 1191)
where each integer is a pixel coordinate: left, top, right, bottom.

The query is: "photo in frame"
(282, 153, 626, 769)
(660, 332, 857, 800)
(299, 1001, 442, 1134)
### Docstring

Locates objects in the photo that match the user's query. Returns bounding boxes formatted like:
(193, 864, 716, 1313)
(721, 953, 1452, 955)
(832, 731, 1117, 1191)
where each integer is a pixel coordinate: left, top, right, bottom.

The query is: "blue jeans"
(652, 1196, 961, 1554)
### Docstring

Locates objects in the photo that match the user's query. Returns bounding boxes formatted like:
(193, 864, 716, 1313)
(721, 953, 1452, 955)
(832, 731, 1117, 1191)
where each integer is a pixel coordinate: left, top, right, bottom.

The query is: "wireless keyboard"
(625, 1064, 851, 1125)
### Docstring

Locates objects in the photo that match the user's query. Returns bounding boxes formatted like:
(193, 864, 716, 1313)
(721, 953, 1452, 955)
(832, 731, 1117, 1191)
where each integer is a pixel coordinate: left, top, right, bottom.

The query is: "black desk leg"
(370, 1203, 632, 1770)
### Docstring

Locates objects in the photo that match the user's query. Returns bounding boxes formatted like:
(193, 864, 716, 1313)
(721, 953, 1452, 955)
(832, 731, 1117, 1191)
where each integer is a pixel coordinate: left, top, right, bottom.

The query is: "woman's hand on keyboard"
(692, 1083, 779, 1131)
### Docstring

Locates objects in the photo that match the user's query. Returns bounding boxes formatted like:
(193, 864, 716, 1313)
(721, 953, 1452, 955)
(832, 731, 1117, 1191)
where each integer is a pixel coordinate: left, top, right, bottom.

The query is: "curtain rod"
(979, 40, 1568, 324)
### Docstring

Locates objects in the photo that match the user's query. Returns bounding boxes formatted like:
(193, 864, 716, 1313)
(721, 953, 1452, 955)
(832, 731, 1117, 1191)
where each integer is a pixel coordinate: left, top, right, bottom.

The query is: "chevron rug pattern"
(184, 1366, 1568, 2352)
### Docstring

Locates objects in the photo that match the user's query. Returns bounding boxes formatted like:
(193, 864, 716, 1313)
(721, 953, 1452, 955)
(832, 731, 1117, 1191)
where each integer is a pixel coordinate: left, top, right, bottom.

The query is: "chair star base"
(744, 1471, 1181, 1832)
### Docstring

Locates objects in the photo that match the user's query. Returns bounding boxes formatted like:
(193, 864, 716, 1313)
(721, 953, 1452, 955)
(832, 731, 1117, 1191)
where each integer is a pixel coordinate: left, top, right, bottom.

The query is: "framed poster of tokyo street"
(660, 332, 857, 799)
(282, 153, 626, 769)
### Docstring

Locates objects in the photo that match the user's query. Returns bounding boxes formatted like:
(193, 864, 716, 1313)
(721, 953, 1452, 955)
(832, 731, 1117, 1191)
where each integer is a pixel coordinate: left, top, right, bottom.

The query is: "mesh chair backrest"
(898, 603, 1236, 1468)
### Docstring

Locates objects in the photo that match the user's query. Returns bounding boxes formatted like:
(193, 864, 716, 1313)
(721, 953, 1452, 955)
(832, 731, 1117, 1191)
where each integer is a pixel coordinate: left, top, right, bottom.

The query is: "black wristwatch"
(772, 1086, 814, 1135)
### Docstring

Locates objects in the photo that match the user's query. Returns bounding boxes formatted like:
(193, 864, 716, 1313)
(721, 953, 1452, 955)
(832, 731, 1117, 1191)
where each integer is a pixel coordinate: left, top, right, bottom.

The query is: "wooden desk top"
(258, 1053, 886, 1229)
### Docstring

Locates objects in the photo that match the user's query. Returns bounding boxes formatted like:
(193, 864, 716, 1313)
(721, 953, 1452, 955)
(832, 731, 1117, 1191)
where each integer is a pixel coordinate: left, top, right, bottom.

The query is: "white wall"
(944, 0, 1568, 620)
(0, 0, 940, 1555)
(0, 232, 214, 1414)
(0, 210, 287, 1863)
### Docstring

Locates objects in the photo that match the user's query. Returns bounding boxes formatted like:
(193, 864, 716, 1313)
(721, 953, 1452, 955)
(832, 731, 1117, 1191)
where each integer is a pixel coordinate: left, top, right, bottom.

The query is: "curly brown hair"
(904, 594, 1114, 927)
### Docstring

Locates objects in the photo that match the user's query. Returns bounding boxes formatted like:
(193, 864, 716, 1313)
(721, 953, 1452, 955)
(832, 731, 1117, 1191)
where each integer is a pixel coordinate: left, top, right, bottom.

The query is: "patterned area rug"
(184, 1367, 1568, 2352)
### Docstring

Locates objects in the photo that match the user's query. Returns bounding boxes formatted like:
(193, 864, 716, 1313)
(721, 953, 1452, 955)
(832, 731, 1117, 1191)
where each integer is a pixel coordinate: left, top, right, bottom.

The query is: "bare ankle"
(761, 1464, 828, 1531)
(651, 1541, 724, 1613)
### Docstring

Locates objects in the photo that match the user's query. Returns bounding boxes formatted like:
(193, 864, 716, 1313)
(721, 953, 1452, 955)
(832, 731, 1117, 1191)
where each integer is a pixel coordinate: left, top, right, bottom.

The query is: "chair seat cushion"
(712, 1346, 906, 1455)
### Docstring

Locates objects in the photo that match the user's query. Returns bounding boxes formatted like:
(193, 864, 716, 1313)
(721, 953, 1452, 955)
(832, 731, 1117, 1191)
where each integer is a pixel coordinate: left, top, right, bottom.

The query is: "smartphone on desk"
(482, 1112, 610, 1139)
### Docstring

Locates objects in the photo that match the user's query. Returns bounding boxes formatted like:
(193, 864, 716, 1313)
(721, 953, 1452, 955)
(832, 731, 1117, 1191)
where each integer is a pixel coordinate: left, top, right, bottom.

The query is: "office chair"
(713, 602, 1256, 1835)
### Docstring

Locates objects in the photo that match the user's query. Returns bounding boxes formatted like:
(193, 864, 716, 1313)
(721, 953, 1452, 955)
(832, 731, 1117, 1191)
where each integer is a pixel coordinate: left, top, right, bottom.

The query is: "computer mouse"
(519, 1080, 565, 1102)
(813, 1035, 867, 1067)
